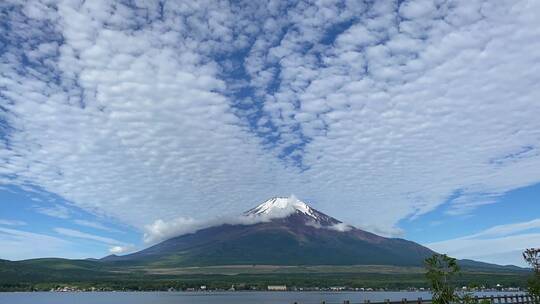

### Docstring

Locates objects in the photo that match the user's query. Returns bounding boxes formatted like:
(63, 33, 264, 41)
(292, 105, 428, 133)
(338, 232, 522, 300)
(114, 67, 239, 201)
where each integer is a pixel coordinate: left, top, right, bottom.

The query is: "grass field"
(0, 259, 531, 291)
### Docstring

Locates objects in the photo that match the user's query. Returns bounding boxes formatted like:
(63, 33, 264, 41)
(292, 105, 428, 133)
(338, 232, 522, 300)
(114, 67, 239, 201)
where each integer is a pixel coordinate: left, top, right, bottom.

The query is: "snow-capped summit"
(244, 196, 340, 226)
(245, 196, 314, 217)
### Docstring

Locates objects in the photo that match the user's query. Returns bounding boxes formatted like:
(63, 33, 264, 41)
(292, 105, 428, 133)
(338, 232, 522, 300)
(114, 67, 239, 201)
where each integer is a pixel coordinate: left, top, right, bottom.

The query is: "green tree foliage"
(425, 254, 460, 304)
(523, 248, 540, 297)
(523, 248, 540, 272)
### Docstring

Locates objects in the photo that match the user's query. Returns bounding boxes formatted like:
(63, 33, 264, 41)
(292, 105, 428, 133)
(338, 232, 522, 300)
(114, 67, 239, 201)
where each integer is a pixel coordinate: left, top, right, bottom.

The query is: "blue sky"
(1, 0, 539, 266)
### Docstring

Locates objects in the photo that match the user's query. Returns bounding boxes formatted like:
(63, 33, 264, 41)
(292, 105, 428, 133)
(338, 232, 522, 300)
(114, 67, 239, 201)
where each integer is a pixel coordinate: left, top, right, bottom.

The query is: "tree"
(425, 254, 461, 304)
(523, 248, 540, 297)
(523, 248, 540, 273)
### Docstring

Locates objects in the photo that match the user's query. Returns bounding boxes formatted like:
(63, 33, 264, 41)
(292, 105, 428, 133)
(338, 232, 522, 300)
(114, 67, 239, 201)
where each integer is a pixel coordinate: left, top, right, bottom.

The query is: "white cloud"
(399, 0, 437, 19)
(242, 0, 540, 228)
(355, 224, 404, 238)
(426, 219, 540, 266)
(0, 219, 26, 226)
(34, 204, 72, 219)
(0, 0, 539, 255)
(307, 221, 354, 233)
(143, 218, 200, 244)
(466, 219, 540, 239)
(73, 219, 123, 233)
(428, 233, 540, 267)
(145, 214, 366, 245)
(53, 227, 126, 246)
(330, 223, 353, 232)
(143, 209, 295, 244)
(0, 227, 83, 260)
(0, 226, 129, 260)
(0, 0, 298, 232)
(109, 245, 135, 255)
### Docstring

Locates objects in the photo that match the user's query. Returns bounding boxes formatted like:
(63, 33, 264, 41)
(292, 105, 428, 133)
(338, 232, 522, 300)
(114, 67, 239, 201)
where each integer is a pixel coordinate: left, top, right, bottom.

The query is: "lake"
(0, 291, 522, 304)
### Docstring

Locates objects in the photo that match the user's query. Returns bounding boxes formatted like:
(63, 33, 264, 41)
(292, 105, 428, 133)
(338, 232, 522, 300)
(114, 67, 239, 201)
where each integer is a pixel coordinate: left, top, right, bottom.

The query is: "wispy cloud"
(0, 227, 70, 260)
(466, 219, 540, 239)
(54, 227, 126, 246)
(426, 219, 540, 266)
(445, 193, 499, 216)
(0, 219, 26, 226)
(73, 219, 123, 234)
(34, 204, 72, 219)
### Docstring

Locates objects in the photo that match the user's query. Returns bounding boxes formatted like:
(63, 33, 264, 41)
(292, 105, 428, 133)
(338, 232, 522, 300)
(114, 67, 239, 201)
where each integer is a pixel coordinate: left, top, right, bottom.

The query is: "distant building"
(268, 285, 287, 291)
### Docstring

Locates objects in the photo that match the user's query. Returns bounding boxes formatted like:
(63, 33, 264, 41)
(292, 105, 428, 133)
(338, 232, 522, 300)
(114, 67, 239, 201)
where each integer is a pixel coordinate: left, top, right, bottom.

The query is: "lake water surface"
(0, 291, 523, 304)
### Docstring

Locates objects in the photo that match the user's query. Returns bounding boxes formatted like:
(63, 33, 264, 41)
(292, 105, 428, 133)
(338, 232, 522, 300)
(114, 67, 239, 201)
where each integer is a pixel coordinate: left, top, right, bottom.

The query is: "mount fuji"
(104, 197, 437, 266)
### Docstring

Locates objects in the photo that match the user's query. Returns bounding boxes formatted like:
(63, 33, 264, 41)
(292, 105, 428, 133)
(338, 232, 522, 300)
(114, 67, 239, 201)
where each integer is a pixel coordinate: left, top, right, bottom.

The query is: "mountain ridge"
(1, 198, 524, 271)
(0, 197, 529, 291)
(102, 197, 436, 267)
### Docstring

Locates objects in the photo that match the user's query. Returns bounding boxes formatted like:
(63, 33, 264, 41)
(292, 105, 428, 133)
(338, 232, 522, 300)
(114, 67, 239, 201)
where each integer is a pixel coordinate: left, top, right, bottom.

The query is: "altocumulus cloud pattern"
(1, 0, 540, 239)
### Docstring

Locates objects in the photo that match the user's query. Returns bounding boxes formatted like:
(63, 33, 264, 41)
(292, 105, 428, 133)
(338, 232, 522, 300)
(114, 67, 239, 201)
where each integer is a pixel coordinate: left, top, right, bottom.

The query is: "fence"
(295, 294, 539, 304)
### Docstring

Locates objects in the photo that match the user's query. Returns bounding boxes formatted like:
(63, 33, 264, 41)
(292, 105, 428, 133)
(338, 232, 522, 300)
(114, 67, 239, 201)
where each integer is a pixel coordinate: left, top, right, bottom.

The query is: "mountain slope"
(105, 197, 436, 267)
